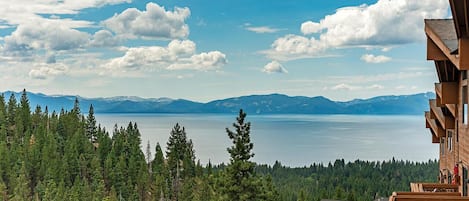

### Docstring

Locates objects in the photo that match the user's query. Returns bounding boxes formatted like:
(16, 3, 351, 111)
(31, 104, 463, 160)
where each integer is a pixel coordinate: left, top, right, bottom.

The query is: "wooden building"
(389, 0, 469, 200)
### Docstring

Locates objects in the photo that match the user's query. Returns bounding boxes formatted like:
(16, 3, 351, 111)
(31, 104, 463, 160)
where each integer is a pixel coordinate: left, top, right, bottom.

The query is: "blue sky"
(0, 0, 449, 102)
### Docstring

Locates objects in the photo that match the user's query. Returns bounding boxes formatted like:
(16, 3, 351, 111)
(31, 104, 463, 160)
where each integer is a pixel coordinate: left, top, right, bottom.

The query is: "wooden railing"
(410, 182, 458, 192)
(390, 183, 463, 201)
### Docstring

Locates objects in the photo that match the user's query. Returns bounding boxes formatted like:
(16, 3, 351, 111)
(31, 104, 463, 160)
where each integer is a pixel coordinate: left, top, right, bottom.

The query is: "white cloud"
(367, 84, 384, 90)
(103, 40, 227, 74)
(360, 54, 391, 63)
(330, 83, 360, 91)
(263, 34, 328, 61)
(0, 0, 128, 27)
(168, 51, 227, 71)
(265, 0, 448, 60)
(328, 83, 384, 91)
(102, 2, 190, 40)
(29, 63, 68, 80)
(301, 21, 321, 35)
(262, 61, 288, 74)
(3, 21, 90, 56)
(90, 30, 120, 47)
(245, 26, 280, 34)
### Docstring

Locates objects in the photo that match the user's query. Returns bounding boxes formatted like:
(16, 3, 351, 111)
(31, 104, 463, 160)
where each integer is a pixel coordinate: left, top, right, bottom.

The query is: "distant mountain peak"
(0, 91, 434, 115)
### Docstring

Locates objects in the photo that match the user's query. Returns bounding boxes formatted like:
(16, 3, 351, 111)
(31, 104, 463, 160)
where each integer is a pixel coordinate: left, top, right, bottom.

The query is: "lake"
(95, 114, 438, 167)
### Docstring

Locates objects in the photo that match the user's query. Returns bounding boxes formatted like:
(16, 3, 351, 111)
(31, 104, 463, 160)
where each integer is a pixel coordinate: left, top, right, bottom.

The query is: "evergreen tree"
(11, 162, 31, 201)
(0, 178, 8, 201)
(6, 93, 17, 142)
(166, 123, 195, 199)
(0, 94, 7, 142)
(222, 109, 261, 201)
(86, 104, 97, 142)
(19, 89, 31, 135)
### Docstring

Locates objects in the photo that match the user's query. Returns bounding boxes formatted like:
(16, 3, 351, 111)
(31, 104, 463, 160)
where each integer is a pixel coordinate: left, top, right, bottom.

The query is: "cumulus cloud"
(245, 26, 280, 34)
(301, 21, 321, 35)
(262, 61, 288, 74)
(360, 54, 391, 63)
(29, 63, 68, 80)
(3, 21, 89, 55)
(265, 0, 448, 60)
(103, 40, 227, 73)
(0, 0, 129, 27)
(89, 30, 120, 47)
(264, 34, 327, 61)
(102, 2, 190, 40)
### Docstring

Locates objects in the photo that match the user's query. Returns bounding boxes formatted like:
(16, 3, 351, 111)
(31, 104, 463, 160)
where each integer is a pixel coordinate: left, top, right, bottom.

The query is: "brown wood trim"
(465, 0, 469, 35)
(428, 38, 449, 61)
(430, 99, 456, 129)
(447, 104, 457, 117)
(451, 0, 462, 38)
(426, 111, 446, 138)
(425, 26, 462, 69)
(390, 195, 469, 201)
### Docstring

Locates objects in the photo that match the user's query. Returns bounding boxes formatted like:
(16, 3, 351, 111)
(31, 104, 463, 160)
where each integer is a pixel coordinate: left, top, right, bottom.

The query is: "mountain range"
(1, 91, 435, 115)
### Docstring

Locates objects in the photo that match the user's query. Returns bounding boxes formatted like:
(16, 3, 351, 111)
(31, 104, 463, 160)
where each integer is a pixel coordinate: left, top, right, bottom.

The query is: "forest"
(0, 90, 437, 201)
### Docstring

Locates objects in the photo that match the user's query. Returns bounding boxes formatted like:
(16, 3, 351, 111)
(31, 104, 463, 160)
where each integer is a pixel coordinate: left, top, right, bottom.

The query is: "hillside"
(1, 91, 434, 115)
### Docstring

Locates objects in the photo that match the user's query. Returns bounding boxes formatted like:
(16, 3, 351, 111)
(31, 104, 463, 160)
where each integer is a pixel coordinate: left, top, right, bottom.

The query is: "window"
(441, 138, 445, 155)
(464, 86, 468, 125)
(463, 71, 468, 80)
(448, 172, 453, 184)
(448, 131, 453, 152)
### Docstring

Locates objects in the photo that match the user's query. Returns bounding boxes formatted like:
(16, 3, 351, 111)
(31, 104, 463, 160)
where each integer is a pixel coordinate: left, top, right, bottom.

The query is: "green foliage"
(86, 104, 97, 142)
(0, 91, 438, 201)
(220, 109, 278, 201)
(254, 159, 438, 201)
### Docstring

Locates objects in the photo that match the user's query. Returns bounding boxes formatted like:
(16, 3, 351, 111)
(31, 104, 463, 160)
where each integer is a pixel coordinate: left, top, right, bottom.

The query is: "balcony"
(430, 99, 455, 130)
(390, 183, 464, 201)
(435, 82, 458, 104)
(426, 111, 445, 139)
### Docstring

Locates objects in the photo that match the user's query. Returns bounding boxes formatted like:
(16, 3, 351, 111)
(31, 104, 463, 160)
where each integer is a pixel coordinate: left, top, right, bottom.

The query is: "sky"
(0, 0, 450, 102)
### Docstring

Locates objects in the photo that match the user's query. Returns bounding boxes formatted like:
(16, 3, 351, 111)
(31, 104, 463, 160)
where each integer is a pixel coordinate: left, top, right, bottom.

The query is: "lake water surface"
(95, 114, 438, 167)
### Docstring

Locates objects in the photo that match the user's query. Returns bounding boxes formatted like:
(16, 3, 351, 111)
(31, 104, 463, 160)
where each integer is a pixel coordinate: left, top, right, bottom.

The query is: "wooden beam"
(436, 62, 442, 82)
(425, 26, 462, 69)
(465, 0, 469, 36)
(390, 195, 469, 201)
(439, 82, 459, 104)
(447, 104, 457, 117)
(444, 60, 450, 81)
(393, 192, 461, 196)
(426, 111, 445, 138)
(451, 0, 462, 38)
(430, 99, 455, 130)
(428, 38, 449, 60)
(459, 37, 469, 69)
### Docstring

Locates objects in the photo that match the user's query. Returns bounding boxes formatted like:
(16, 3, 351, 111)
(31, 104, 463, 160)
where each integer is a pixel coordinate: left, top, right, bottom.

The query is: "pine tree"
(0, 178, 7, 201)
(146, 140, 152, 167)
(19, 89, 31, 135)
(221, 109, 258, 201)
(72, 97, 80, 118)
(11, 162, 31, 201)
(86, 104, 97, 142)
(166, 123, 195, 199)
(0, 94, 7, 142)
(6, 93, 17, 142)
